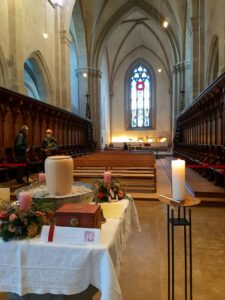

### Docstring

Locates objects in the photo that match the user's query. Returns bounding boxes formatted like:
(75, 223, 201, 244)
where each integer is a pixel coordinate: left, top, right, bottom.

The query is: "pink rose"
(9, 213, 17, 221)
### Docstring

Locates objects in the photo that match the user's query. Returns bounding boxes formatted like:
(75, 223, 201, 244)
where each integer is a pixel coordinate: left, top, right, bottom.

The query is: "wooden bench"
(73, 152, 157, 194)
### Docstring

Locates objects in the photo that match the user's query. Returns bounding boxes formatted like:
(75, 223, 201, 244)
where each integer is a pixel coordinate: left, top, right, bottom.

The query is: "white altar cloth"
(0, 199, 140, 300)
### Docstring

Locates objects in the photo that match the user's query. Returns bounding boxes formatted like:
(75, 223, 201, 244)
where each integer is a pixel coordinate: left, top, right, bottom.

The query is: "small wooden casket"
(55, 203, 102, 229)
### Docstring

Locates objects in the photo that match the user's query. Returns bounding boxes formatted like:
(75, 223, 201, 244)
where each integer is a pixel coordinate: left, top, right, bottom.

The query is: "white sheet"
(0, 199, 140, 300)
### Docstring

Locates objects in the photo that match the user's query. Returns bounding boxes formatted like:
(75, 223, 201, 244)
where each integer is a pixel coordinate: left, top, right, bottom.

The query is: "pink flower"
(9, 213, 17, 221)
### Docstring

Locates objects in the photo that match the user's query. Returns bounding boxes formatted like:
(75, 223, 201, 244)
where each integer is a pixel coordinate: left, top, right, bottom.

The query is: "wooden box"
(55, 203, 102, 229)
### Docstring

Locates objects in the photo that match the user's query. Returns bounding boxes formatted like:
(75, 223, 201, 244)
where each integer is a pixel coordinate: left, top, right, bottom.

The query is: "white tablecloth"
(0, 199, 140, 300)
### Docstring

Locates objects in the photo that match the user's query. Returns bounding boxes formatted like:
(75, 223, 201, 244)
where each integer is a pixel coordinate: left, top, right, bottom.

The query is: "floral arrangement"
(0, 200, 54, 242)
(93, 174, 126, 203)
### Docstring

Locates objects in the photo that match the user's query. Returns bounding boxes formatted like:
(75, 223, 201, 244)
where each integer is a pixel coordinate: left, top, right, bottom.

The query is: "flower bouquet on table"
(93, 171, 126, 203)
(0, 192, 54, 241)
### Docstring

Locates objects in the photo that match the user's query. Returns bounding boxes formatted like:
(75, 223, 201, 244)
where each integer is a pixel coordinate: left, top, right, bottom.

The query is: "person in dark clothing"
(123, 142, 128, 150)
(41, 129, 58, 156)
(14, 125, 30, 184)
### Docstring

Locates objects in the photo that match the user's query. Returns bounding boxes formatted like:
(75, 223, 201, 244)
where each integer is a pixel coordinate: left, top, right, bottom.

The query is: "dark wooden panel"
(0, 86, 94, 150)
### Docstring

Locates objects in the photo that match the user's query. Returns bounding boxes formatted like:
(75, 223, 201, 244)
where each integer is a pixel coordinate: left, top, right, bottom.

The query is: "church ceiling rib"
(71, 0, 88, 68)
(88, 0, 109, 58)
(111, 45, 172, 88)
(26, 50, 55, 103)
(110, 22, 172, 86)
(92, 0, 181, 69)
(110, 23, 136, 81)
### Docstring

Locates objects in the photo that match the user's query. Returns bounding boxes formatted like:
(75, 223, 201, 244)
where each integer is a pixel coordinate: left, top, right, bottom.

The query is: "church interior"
(0, 0, 225, 299)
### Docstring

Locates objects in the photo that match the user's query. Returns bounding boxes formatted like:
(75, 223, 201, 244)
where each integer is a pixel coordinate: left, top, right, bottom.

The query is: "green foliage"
(0, 202, 54, 242)
(92, 177, 126, 203)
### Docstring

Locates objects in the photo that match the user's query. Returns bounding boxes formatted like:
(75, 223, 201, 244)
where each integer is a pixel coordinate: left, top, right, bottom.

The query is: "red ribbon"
(0, 163, 27, 167)
(48, 224, 55, 242)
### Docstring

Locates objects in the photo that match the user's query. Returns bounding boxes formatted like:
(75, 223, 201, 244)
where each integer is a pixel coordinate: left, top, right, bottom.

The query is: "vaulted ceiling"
(78, 0, 188, 86)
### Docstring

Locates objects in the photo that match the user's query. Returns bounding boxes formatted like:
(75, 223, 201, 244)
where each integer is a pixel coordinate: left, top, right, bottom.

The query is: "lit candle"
(171, 159, 185, 201)
(103, 171, 111, 184)
(39, 173, 46, 184)
(18, 192, 32, 211)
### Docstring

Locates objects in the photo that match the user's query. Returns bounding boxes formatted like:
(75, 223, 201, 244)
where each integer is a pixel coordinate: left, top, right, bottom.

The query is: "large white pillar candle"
(45, 156, 73, 196)
(171, 159, 185, 201)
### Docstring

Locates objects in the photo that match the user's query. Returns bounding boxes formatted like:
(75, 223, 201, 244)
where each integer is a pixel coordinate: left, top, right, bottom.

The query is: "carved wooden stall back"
(0, 86, 93, 151)
(174, 72, 225, 187)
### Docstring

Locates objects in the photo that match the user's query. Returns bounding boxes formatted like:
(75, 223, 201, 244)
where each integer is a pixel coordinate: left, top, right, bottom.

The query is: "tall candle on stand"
(103, 171, 111, 184)
(171, 159, 185, 201)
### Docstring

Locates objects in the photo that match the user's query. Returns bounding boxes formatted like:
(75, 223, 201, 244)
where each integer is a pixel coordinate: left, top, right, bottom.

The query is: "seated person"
(42, 129, 58, 156)
(123, 142, 128, 150)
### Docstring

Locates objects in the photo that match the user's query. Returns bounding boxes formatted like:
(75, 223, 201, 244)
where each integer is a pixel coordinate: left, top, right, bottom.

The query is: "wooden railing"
(0, 87, 94, 150)
(174, 72, 225, 188)
(174, 72, 225, 146)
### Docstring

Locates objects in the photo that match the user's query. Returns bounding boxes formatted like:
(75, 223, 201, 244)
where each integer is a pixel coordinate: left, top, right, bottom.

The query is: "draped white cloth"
(0, 199, 140, 300)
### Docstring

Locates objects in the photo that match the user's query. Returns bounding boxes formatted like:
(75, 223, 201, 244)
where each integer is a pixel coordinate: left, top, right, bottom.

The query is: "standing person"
(14, 125, 30, 184)
(41, 129, 58, 156)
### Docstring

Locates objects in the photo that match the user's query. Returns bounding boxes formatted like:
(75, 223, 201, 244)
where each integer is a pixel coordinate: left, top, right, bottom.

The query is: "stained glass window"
(129, 64, 151, 128)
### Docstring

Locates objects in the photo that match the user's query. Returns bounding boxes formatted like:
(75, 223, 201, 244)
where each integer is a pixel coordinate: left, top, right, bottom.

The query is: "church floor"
(119, 201, 225, 300)
(1, 160, 225, 299)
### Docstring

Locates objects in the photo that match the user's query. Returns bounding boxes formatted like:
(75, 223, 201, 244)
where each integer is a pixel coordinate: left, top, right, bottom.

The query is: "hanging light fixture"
(43, 0, 48, 39)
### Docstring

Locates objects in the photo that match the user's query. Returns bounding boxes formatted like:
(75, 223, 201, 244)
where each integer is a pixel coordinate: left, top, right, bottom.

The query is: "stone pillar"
(75, 68, 89, 117)
(53, 4, 62, 107)
(89, 69, 102, 148)
(60, 30, 72, 111)
(173, 62, 191, 116)
(7, 0, 26, 94)
(171, 66, 178, 143)
(191, 17, 201, 98)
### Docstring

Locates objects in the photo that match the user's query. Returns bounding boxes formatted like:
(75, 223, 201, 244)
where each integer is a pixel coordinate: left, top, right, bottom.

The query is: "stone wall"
(0, 0, 75, 111)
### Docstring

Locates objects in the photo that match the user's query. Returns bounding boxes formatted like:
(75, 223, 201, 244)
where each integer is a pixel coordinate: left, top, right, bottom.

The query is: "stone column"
(75, 68, 89, 118)
(191, 17, 202, 98)
(60, 30, 72, 111)
(53, 4, 62, 107)
(173, 62, 191, 118)
(89, 69, 102, 148)
(171, 66, 178, 145)
(7, 0, 26, 94)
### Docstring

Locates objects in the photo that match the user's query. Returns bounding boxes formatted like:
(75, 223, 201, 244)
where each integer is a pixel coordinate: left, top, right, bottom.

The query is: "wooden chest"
(55, 203, 102, 229)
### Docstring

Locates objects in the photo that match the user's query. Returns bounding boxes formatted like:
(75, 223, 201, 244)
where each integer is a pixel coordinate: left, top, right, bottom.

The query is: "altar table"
(0, 199, 140, 300)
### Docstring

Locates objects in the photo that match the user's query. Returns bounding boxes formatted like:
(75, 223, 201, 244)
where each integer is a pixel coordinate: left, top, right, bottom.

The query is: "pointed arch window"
(126, 60, 155, 129)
